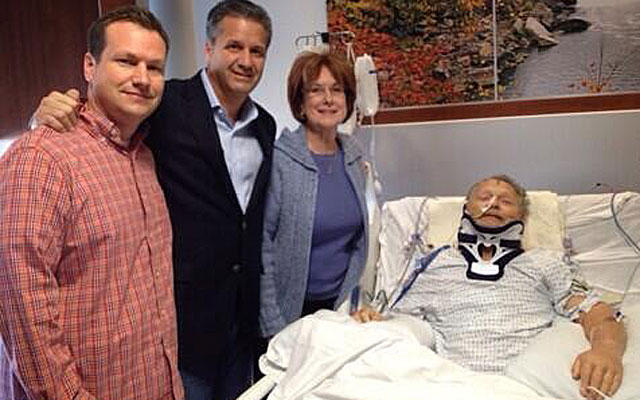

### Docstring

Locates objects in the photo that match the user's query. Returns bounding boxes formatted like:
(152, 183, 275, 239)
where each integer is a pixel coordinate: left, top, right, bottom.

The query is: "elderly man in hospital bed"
(352, 174, 627, 400)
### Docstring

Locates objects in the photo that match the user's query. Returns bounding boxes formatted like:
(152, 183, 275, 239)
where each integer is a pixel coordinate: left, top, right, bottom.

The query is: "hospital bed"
(238, 191, 640, 400)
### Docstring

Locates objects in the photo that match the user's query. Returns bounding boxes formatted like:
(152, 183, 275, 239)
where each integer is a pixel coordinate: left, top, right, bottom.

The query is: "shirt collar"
(78, 104, 148, 153)
(200, 68, 258, 129)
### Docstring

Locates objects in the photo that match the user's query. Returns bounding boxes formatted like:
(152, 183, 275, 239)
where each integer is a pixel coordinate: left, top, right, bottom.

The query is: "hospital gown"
(394, 247, 597, 373)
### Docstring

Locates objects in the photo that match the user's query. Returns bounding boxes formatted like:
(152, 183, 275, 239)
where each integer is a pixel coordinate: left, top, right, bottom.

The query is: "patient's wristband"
(565, 284, 600, 321)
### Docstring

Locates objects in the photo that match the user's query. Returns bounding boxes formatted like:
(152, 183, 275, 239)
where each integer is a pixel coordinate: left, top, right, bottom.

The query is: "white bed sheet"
(259, 311, 563, 400)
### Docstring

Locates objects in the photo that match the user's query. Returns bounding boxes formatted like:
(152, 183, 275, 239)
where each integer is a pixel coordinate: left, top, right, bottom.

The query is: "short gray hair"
(466, 174, 529, 218)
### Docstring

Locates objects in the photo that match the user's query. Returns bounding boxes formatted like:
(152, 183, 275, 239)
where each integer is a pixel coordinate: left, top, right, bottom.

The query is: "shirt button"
(232, 264, 242, 273)
(241, 221, 247, 230)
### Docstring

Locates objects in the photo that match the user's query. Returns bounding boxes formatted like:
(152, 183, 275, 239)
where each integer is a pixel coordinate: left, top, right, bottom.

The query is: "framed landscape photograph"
(327, 0, 640, 123)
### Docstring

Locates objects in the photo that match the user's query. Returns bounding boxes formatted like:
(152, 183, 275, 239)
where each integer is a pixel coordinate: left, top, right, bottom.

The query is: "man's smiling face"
(84, 21, 167, 139)
(204, 16, 268, 105)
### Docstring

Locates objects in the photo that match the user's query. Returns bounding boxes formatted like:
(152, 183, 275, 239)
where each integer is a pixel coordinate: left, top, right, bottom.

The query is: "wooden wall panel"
(101, 0, 137, 13)
(0, 1, 98, 136)
(0, 0, 135, 137)
(363, 93, 640, 125)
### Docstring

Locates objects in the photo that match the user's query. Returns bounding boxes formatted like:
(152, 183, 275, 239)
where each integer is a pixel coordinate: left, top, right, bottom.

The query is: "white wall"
(148, 0, 197, 80)
(148, 0, 640, 200)
(360, 110, 640, 201)
(249, 1, 327, 132)
(0, 138, 16, 156)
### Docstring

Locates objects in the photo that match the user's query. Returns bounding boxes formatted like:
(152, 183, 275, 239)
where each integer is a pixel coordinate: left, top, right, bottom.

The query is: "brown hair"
(88, 6, 169, 62)
(466, 174, 529, 218)
(287, 51, 356, 124)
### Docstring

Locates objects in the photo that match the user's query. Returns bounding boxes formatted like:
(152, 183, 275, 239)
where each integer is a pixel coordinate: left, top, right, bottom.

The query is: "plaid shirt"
(0, 107, 183, 400)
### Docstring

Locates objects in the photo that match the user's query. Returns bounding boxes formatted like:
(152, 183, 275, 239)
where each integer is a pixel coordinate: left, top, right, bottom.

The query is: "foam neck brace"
(457, 209, 524, 281)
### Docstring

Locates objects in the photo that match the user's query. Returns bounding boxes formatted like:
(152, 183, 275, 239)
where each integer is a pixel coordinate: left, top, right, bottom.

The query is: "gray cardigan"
(260, 125, 370, 337)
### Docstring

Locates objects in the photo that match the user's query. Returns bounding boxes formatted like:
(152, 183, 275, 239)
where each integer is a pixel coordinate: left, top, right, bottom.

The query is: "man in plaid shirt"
(0, 6, 183, 400)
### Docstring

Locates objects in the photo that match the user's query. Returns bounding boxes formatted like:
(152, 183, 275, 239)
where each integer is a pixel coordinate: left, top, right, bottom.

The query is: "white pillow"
(505, 303, 640, 400)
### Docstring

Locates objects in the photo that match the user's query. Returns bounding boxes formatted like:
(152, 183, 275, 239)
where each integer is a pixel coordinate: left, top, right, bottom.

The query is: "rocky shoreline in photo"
(497, 0, 592, 96)
(328, 0, 593, 107)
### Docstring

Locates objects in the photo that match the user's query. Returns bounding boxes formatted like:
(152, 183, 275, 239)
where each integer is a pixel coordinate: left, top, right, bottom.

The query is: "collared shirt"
(0, 106, 183, 400)
(200, 69, 262, 212)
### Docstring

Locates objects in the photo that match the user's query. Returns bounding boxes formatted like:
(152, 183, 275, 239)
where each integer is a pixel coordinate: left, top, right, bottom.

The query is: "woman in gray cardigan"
(259, 52, 371, 338)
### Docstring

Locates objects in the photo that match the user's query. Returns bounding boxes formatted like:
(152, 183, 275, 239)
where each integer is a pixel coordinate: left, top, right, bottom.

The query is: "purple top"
(307, 149, 364, 300)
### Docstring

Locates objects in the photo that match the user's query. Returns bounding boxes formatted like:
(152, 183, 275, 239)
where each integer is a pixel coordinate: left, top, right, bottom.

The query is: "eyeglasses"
(306, 84, 345, 99)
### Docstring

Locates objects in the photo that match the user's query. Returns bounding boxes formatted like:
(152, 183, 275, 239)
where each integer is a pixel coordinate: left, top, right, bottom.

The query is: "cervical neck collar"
(457, 209, 524, 281)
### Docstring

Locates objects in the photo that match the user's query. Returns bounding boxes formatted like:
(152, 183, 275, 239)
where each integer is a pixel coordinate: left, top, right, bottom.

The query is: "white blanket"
(260, 311, 563, 400)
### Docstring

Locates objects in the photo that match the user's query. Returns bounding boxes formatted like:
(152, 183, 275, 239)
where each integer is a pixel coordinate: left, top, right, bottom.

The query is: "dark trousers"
(182, 325, 253, 400)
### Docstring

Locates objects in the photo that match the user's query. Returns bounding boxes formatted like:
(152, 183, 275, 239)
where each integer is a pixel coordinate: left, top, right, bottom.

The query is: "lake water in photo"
(504, 0, 640, 98)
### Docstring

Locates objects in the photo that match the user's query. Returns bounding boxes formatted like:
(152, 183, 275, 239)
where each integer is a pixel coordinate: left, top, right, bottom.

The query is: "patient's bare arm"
(32, 89, 81, 132)
(567, 297, 626, 400)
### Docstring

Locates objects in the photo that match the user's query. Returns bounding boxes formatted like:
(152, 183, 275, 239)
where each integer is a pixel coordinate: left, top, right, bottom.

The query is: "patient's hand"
(571, 346, 623, 400)
(351, 306, 383, 323)
(32, 89, 81, 132)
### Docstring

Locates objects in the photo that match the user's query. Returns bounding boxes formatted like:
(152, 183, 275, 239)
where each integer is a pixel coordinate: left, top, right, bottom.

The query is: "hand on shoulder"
(32, 89, 81, 132)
